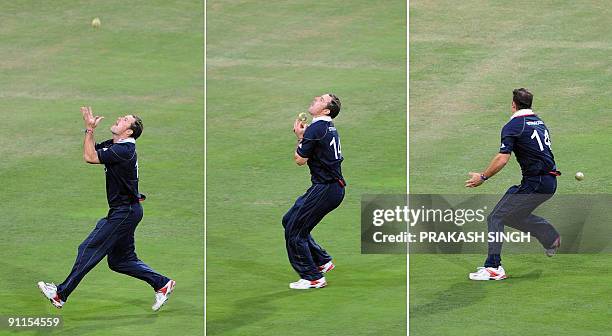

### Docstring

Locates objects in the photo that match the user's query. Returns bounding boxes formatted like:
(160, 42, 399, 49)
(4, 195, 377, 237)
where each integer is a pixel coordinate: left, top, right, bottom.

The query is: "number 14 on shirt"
(329, 137, 342, 160)
(531, 129, 551, 151)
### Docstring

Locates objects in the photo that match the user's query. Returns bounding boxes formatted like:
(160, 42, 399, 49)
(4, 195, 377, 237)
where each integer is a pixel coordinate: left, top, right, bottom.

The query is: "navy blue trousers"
(282, 183, 345, 281)
(486, 175, 559, 265)
(57, 203, 169, 301)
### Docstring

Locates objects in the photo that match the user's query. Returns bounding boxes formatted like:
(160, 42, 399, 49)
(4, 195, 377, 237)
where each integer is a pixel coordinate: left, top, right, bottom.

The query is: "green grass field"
(0, 1, 204, 335)
(206, 1, 406, 335)
(6, 1, 610, 335)
(410, 1, 611, 335)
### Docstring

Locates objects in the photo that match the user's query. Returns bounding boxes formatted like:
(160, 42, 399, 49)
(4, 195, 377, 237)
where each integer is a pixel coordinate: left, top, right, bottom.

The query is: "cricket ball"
(575, 172, 584, 181)
(92, 17, 101, 29)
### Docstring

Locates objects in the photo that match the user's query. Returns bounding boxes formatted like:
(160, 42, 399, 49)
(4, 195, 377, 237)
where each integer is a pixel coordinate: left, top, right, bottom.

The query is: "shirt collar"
(312, 115, 332, 123)
(117, 137, 136, 144)
(510, 109, 535, 119)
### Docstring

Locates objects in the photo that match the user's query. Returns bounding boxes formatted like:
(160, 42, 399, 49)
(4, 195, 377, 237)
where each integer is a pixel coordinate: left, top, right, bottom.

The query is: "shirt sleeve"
(97, 144, 133, 164)
(499, 121, 521, 154)
(296, 124, 322, 158)
(296, 138, 315, 158)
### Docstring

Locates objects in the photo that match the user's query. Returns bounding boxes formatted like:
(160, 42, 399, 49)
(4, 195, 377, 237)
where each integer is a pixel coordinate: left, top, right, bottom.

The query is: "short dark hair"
(326, 93, 341, 119)
(129, 115, 143, 139)
(513, 88, 533, 109)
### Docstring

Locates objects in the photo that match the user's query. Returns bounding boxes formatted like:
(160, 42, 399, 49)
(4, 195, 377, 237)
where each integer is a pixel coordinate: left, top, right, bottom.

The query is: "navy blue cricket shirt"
(499, 109, 557, 176)
(95, 138, 141, 207)
(296, 116, 345, 184)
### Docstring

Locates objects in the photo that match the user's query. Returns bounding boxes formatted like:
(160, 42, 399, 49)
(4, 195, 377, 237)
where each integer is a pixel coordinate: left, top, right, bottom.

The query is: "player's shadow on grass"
(507, 268, 542, 281)
(410, 282, 486, 318)
(47, 299, 165, 335)
(60, 297, 202, 334)
(207, 290, 300, 336)
(65, 293, 199, 325)
(411, 268, 543, 318)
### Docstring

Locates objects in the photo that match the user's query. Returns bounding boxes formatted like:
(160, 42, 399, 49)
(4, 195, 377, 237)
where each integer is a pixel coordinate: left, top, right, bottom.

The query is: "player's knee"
(282, 213, 291, 228)
(107, 258, 122, 272)
(77, 241, 89, 252)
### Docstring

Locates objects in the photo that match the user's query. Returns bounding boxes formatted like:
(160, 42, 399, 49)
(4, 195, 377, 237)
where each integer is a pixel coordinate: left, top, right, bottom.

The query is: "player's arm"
(293, 118, 308, 166)
(81, 106, 104, 164)
(465, 120, 523, 188)
(466, 121, 518, 188)
(465, 153, 511, 188)
(294, 150, 308, 166)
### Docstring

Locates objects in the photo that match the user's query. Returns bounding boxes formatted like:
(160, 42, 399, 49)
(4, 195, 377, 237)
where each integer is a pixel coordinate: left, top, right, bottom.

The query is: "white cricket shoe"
(289, 277, 327, 289)
(37, 282, 64, 309)
(468, 266, 507, 281)
(318, 261, 335, 273)
(152, 280, 176, 311)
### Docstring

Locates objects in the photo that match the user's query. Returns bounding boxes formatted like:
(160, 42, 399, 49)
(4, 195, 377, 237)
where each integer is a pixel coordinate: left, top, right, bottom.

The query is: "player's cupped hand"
(293, 118, 308, 139)
(465, 172, 484, 188)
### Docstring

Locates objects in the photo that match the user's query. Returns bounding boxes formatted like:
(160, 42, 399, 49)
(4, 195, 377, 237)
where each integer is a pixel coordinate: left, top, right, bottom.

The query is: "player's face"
(111, 115, 136, 136)
(308, 94, 332, 116)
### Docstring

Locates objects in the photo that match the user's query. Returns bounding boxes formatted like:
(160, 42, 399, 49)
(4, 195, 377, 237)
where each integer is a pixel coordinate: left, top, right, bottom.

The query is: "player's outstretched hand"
(81, 106, 93, 126)
(81, 106, 104, 129)
(465, 172, 484, 188)
(293, 118, 308, 139)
